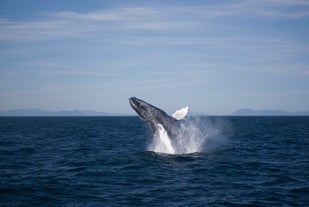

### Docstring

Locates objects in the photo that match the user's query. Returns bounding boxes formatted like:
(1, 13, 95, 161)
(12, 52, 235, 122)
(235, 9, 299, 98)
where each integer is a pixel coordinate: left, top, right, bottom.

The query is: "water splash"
(148, 117, 229, 154)
(152, 124, 175, 154)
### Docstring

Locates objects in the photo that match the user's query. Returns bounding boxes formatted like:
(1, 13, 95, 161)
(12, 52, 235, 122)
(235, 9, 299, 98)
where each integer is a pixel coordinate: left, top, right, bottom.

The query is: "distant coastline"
(0, 109, 130, 116)
(0, 108, 308, 116)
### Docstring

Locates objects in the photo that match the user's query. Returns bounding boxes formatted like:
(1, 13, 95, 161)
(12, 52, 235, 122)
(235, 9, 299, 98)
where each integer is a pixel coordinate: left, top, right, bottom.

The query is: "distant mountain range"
(231, 108, 309, 116)
(0, 109, 127, 116)
(1, 108, 308, 116)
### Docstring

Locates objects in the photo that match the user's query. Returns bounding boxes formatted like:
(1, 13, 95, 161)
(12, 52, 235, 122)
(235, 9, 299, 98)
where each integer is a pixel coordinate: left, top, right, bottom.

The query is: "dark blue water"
(0, 116, 308, 206)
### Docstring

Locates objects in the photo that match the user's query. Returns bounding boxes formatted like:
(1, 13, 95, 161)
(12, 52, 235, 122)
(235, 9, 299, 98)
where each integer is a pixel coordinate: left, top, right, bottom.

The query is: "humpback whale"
(129, 97, 189, 140)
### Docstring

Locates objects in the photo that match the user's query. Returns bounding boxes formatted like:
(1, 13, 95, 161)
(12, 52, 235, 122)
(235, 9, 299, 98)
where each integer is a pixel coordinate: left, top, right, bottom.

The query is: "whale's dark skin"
(129, 97, 182, 139)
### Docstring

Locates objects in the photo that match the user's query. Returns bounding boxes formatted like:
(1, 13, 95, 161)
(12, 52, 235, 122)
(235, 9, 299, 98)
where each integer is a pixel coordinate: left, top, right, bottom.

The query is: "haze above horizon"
(1, 0, 308, 115)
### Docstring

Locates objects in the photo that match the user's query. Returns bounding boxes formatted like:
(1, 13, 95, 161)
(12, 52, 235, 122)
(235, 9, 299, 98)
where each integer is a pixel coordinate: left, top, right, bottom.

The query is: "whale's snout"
(129, 97, 138, 109)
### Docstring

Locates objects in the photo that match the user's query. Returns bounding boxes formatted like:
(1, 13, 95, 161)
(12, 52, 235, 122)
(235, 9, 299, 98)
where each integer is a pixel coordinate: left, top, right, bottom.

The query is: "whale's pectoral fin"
(172, 106, 189, 120)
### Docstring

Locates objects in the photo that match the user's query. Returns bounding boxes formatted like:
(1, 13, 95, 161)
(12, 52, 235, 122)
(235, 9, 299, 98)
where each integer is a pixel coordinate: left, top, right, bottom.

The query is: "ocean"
(0, 116, 308, 206)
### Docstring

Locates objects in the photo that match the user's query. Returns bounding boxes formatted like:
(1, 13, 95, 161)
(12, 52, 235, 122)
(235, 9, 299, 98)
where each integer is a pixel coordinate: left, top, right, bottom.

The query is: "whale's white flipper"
(172, 106, 189, 120)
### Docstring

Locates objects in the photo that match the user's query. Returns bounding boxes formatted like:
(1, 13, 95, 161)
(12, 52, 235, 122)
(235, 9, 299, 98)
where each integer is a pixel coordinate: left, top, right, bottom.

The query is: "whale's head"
(129, 97, 179, 134)
(129, 97, 159, 122)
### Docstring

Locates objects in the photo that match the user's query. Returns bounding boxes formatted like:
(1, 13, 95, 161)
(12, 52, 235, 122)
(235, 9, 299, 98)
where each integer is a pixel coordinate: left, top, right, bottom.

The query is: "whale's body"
(129, 97, 189, 140)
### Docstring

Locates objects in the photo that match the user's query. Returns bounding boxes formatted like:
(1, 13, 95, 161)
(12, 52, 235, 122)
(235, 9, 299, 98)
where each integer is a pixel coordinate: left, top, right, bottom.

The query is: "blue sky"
(0, 0, 309, 115)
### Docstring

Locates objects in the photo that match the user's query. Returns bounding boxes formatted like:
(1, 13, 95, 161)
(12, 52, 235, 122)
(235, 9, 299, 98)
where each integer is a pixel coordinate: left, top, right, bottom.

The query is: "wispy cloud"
(209, 0, 309, 19)
(0, 7, 198, 41)
(1, 2, 308, 76)
(0, 18, 74, 40)
(1, 1, 308, 41)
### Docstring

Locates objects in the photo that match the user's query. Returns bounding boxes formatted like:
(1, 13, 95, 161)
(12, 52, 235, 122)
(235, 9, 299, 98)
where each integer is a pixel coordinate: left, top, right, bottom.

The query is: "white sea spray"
(148, 116, 229, 154)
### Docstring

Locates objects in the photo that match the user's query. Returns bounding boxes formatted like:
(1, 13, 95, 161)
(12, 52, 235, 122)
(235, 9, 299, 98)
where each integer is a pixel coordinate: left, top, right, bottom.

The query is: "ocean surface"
(0, 116, 308, 206)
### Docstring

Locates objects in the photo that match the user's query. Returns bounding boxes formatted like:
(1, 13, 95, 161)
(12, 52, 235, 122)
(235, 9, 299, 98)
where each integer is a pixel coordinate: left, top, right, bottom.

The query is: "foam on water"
(148, 117, 228, 154)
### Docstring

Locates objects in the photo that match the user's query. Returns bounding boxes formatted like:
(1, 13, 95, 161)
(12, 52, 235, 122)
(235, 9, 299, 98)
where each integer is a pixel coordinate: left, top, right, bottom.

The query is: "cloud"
(216, 0, 309, 18)
(46, 7, 160, 21)
(0, 1, 308, 41)
(252, 0, 309, 19)
(45, 7, 204, 31)
(0, 18, 74, 40)
(0, 7, 199, 41)
(1, 1, 308, 79)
